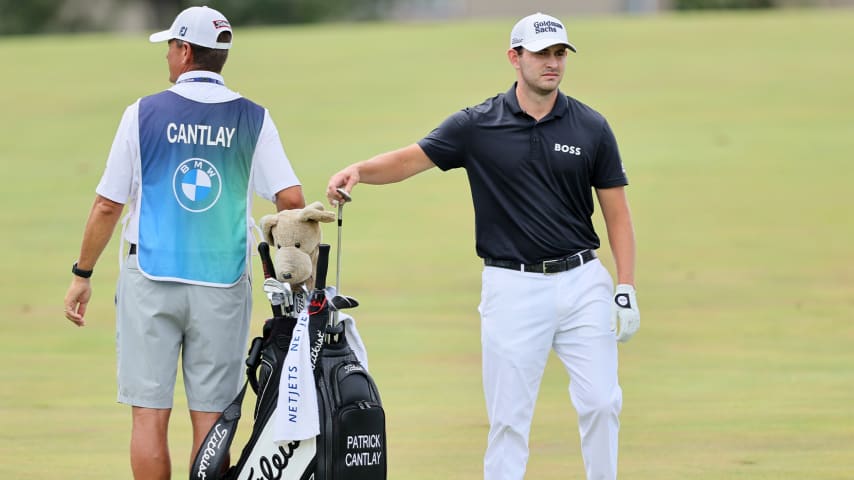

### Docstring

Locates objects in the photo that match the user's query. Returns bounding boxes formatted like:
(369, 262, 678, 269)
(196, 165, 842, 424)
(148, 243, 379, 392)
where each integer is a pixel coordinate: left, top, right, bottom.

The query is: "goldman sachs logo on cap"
(534, 20, 563, 34)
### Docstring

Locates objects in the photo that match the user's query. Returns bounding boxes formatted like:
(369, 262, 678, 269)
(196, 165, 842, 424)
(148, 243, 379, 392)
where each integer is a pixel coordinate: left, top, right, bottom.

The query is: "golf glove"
(611, 284, 640, 343)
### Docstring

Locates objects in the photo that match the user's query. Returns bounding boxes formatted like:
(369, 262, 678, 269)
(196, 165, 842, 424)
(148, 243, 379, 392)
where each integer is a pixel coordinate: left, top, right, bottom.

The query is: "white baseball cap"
(509, 12, 576, 53)
(149, 6, 232, 50)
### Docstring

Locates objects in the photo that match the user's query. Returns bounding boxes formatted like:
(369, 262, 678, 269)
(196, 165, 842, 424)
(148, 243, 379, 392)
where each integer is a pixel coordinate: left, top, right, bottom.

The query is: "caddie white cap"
(509, 12, 576, 53)
(149, 6, 232, 50)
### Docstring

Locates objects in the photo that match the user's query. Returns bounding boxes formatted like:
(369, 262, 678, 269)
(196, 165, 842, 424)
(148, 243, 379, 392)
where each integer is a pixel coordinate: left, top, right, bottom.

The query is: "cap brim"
(522, 39, 577, 53)
(149, 30, 173, 43)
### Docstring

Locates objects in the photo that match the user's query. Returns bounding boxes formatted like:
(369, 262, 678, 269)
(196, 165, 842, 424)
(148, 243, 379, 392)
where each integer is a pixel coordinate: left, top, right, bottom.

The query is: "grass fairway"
(1, 7, 853, 479)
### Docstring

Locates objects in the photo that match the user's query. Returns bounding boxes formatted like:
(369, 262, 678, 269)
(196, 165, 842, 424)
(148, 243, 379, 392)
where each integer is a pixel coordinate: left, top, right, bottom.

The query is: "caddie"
(62, 6, 305, 479)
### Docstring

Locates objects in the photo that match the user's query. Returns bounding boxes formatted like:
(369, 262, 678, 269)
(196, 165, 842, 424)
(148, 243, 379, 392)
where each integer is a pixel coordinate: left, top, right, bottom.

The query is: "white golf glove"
(611, 284, 640, 343)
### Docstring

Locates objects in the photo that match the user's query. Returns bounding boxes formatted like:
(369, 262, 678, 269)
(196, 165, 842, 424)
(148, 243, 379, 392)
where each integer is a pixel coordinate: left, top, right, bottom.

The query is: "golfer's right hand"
(326, 166, 359, 205)
(64, 278, 91, 327)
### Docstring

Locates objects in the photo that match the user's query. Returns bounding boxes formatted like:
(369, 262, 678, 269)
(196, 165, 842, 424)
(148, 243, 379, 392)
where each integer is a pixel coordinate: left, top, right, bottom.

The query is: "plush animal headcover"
(260, 201, 335, 290)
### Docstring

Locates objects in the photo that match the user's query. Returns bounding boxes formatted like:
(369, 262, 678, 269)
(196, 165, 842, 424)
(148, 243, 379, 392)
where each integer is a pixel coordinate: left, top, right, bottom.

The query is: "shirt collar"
(503, 82, 568, 120)
(175, 70, 226, 85)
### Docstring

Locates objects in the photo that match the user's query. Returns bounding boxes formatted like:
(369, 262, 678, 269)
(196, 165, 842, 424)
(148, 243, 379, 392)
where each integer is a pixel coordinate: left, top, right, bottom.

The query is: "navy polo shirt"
(418, 83, 628, 264)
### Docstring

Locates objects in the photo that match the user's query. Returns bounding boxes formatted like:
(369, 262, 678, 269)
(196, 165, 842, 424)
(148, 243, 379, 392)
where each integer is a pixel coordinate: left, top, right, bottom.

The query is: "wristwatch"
(72, 262, 93, 279)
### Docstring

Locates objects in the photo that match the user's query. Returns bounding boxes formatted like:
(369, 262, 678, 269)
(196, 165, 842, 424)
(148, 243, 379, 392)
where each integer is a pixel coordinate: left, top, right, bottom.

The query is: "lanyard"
(177, 77, 224, 85)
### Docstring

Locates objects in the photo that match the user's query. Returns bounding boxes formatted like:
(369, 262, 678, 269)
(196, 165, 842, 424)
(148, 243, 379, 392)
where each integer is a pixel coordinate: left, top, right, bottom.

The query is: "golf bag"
(312, 290, 387, 480)
(189, 242, 386, 480)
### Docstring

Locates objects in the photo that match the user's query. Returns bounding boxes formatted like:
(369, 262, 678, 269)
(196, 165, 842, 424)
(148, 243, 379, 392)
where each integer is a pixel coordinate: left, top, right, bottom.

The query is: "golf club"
(329, 294, 359, 311)
(259, 241, 298, 317)
(331, 187, 352, 336)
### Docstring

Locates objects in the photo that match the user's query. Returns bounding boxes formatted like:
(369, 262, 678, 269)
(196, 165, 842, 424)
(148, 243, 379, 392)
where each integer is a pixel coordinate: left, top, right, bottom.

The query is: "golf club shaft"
(332, 188, 351, 329)
(333, 201, 343, 327)
(336, 202, 343, 296)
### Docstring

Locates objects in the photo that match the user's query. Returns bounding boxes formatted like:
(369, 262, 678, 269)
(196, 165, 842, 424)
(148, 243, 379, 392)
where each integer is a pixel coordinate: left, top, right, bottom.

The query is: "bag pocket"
(329, 362, 387, 480)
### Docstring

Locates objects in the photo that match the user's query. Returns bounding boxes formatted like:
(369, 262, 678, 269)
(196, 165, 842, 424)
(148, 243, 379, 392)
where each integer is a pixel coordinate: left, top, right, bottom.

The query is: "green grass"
(1, 8, 853, 479)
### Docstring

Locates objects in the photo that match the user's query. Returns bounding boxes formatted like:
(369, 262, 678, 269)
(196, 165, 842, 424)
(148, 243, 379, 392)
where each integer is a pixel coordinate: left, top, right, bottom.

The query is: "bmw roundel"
(172, 158, 222, 212)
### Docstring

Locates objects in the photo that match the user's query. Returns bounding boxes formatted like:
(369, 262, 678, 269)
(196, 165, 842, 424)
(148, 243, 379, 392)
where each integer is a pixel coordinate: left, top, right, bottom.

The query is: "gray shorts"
(116, 253, 251, 411)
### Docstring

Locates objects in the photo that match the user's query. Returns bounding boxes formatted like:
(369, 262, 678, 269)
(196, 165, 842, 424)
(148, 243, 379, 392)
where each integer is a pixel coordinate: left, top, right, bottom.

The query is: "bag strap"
(245, 335, 265, 394)
(189, 381, 248, 480)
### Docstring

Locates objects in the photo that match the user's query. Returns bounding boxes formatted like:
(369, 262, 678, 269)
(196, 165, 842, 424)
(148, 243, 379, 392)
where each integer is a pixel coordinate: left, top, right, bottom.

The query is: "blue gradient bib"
(137, 91, 264, 286)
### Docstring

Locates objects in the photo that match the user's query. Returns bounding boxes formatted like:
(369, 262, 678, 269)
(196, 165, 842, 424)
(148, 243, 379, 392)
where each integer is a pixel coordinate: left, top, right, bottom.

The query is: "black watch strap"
(72, 262, 93, 279)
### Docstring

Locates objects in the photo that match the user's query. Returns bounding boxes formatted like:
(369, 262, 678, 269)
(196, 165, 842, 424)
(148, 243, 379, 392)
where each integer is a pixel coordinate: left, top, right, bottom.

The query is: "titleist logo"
(196, 424, 229, 479)
(310, 329, 324, 368)
(243, 441, 300, 480)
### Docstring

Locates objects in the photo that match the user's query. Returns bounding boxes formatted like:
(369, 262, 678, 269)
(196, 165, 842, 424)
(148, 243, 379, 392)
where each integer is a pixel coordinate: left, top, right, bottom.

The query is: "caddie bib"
(137, 91, 264, 286)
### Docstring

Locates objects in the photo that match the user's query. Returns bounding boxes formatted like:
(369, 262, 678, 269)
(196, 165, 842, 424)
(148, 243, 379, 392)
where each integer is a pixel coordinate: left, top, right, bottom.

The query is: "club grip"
(315, 243, 331, 290)
(258, 242, 283, 318)
(258, 242, 276, 280)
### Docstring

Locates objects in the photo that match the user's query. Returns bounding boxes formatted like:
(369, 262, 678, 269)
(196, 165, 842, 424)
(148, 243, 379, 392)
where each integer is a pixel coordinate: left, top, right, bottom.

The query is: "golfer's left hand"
(611, 284, 640, 343)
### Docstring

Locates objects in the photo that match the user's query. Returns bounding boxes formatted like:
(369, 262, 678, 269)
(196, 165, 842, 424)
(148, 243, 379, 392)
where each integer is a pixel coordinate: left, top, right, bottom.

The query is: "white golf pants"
(479, 259, 622, 480)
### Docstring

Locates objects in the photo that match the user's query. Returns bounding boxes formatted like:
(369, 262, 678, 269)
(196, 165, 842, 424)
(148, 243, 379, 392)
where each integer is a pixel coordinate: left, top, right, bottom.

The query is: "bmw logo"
(172, 158, 222, 212)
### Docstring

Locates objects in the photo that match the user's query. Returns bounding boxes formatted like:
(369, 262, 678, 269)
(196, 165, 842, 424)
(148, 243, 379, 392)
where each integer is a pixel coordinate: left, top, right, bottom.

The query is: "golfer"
(63, 6, 304, 479)
(327, 12, 639, 480)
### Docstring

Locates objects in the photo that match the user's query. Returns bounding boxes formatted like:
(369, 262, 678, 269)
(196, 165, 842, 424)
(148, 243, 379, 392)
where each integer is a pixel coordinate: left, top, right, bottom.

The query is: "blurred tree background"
(0, 0, 849, 35)
(0, 0, 394, 35)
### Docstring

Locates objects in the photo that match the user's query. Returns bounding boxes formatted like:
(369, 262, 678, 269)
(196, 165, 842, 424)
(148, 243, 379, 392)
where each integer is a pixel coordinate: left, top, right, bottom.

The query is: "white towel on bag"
(273, 289, 369, 443)
(274, 306, 318, 443)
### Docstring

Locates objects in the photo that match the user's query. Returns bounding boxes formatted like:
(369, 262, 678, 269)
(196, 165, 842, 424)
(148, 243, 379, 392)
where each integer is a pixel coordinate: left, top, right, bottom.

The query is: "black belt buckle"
(541, 258, 563, 274)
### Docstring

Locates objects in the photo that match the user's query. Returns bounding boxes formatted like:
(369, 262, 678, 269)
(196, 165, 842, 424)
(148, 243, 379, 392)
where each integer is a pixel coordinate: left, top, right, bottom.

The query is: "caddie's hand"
(326, 166, 359, 206)
(611, 284, 640, 343)
(64, 278, 92, 327)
